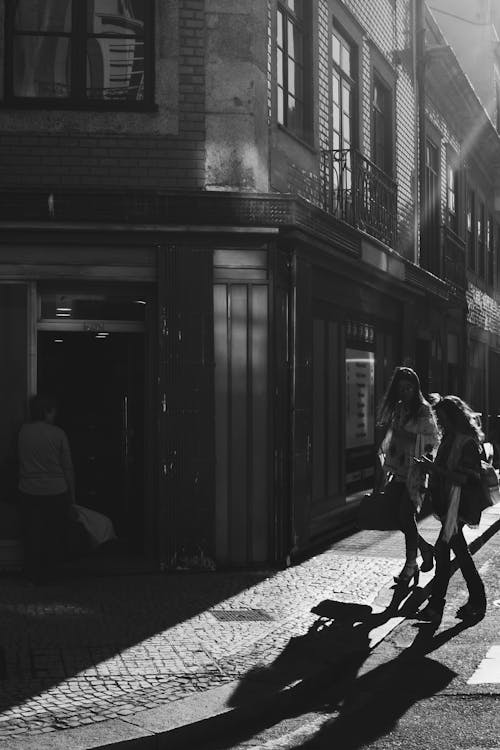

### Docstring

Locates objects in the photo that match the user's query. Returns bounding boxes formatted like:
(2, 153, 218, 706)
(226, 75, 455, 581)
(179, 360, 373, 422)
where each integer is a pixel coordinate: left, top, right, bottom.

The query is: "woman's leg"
(429, 528, 451, 612)
(397, 485, 418, 565)
(418, 533, 434, 570)
(450, 526, 486, 611)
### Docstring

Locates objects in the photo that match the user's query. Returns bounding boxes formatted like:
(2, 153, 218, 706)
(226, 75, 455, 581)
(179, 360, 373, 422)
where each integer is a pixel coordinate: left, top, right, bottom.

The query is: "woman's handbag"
(75, 505, 117, 547)
(479, 461, 500, 509)
(356, 481, 401, 531)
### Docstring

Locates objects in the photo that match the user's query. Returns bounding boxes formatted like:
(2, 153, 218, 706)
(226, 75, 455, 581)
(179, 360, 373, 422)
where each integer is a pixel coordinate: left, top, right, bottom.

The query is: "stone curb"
(2, 510, 499, 750)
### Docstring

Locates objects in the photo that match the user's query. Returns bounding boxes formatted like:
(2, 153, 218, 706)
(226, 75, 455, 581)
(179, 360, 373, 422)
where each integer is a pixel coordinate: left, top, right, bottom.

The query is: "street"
(201, 530, 500, 749)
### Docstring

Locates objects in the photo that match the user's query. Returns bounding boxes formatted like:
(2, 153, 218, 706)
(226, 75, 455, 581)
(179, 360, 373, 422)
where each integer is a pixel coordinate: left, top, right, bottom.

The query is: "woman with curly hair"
(376, 367, 440, 585)
(415, 395, 487, 624)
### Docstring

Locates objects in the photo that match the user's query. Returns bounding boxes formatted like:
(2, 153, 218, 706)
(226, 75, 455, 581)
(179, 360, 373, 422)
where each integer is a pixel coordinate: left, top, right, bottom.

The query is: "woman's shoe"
(418, 603, 443, 624)
(419, 544, 434, 573)
(394, 562, 419, 586)
(456, 601, 486, 620)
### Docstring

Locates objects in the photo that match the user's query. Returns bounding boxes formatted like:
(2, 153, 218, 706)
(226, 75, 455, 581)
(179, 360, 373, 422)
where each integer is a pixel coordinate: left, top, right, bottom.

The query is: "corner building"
(0, 1, 497, 569)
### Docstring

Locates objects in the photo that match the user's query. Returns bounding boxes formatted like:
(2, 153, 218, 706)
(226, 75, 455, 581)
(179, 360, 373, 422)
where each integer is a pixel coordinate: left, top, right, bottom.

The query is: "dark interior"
(37, 331, 145, 552)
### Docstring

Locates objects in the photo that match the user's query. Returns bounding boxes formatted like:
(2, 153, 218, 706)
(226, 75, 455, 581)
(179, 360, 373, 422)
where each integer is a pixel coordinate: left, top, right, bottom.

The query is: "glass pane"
(295, 62, 304, 101)
(15, 0, 71, 32)
(332, 32, 340, 65)
(332, 104, 340, 133)
(277, 9, 283, 47)
(332, 71, 340, 105)
(88, 0, 145, 36)
(342, 82, 351, 113)
(277, 86, 284, 123)
(287, 20, 295, 58)
(343, 114, 351, 140)
(87, 38, 144, 100)
(288, 58, 296, 95)
(277, 49, 284, 85)
(340, 42, 351, 76)
(291, 23, 303, 64)
(13, 36, 70, 97)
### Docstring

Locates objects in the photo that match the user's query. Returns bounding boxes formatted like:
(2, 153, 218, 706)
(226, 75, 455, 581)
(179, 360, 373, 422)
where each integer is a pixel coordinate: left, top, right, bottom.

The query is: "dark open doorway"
(37, 331, 145, 553)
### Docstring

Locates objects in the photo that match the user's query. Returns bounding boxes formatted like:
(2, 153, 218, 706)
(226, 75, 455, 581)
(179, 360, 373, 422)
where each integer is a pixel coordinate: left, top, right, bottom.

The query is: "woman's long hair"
(433, 395, 484, 443)
(376, 366, 428, 427)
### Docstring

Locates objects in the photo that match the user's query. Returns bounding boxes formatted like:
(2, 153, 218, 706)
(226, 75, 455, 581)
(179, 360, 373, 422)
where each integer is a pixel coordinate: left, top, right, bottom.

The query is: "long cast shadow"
(212, 586, 478, 750)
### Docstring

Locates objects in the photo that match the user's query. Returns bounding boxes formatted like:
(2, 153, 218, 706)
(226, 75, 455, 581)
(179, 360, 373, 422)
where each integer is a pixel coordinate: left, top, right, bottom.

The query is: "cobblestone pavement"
(0, 527, 409, 740)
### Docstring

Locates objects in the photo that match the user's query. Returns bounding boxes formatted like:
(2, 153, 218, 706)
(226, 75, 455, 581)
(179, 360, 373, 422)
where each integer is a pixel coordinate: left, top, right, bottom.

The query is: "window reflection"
(14, 36, 71, 98)
(15, 0, 72, 33)
(10, 0, 148, 103)
(87, 38, 145, 100)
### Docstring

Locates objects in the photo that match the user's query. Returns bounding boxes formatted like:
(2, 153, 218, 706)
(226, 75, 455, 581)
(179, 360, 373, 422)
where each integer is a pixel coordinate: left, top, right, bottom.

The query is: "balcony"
(321, 149, 397, 248)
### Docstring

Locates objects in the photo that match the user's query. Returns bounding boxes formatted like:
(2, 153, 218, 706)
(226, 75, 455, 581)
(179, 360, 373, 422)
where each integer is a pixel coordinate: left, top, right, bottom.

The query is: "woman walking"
(415, 395, 487, 624)
(377, 367, 439, 585)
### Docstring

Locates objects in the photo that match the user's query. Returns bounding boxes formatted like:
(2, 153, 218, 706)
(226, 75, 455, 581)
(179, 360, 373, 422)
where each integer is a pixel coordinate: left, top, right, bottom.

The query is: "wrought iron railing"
(321, 148, 397, 247)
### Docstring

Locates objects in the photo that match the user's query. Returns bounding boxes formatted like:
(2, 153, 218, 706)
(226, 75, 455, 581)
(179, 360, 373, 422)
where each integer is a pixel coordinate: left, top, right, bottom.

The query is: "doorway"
(37, 323, 146, 554)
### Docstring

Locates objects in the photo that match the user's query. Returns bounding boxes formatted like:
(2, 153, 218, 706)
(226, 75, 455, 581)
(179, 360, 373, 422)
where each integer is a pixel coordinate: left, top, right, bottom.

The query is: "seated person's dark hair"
(29, 394, 57, 422)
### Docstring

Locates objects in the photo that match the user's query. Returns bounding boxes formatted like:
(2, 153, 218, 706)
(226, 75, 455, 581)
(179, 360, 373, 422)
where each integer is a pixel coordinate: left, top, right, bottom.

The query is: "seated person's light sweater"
(18, 421, 73, 496)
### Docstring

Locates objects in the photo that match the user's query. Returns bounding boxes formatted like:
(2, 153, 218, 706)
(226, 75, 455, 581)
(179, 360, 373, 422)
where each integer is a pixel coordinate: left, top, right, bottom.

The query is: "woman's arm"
(415, 439, 481, 485)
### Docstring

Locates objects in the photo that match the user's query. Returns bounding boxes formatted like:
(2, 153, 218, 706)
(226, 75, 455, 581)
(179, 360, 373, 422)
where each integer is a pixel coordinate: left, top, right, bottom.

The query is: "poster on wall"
(345, 348, 375, 449)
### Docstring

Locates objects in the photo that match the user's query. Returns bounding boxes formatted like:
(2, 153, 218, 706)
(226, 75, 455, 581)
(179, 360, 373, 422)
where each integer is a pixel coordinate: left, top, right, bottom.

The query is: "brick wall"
(0, 0, 207, 191)
(467, 283, 500, 335)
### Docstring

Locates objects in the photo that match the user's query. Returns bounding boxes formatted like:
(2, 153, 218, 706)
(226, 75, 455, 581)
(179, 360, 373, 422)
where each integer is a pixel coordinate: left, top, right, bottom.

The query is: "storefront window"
(344, 322, 375, 496)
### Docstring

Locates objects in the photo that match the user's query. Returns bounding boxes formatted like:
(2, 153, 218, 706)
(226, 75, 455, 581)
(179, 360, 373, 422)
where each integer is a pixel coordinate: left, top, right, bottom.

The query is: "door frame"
(32, 283, 155, 560)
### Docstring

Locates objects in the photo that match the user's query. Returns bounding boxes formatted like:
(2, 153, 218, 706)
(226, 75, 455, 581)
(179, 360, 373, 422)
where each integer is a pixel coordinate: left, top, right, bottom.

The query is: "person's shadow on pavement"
(227, 585, 415, 710)
(222, 588, 477, 750)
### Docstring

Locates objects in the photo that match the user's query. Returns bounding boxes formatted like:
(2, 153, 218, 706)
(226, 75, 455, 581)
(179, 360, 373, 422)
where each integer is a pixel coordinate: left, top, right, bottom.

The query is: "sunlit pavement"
(0, 503, 498, 749)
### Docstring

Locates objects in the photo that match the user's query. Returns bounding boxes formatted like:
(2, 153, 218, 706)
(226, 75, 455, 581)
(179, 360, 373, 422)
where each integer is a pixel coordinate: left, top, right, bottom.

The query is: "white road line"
(467, 645, 500, 684)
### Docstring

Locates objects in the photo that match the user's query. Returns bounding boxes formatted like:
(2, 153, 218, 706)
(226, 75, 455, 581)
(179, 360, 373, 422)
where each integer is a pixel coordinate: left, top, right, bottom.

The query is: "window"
(446, 156, 459, 234)
(487, 215, 495, 287)
(467, 188, 476, 271)
(422, 138, 440, 276)
(277, 0, 310, 140)
(331, 26, 355, 154)
(478, 201, 486, 278)
(372, 75, 392, 175)
(5, 0, 153, 107)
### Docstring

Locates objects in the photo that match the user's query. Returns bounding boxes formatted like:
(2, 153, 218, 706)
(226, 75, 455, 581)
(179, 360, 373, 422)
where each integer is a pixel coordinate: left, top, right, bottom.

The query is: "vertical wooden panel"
(250, 284, 268, 562)
(0, 284, 28, 505)
(214, 284, 229, 562)
(229, 285, 248, 563)
(272, 258, 291, 564)
(290, 255, 313, 554)
(157, 245, 215, 569)
(327, 321, 339, 496)
(312, 318, 325, 501)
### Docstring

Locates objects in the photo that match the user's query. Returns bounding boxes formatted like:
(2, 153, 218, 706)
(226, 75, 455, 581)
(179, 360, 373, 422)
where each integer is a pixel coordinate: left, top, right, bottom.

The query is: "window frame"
(487, 214, 495, 288)
(371, 72, 393, 176)
(477, 199, 486, 279)
(276, 0, 312, 143)
(467, 186, 476, 272)
(4, 0, 155, 111)
(446, 150, 459, 235)
(330, 22, 357, 154)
